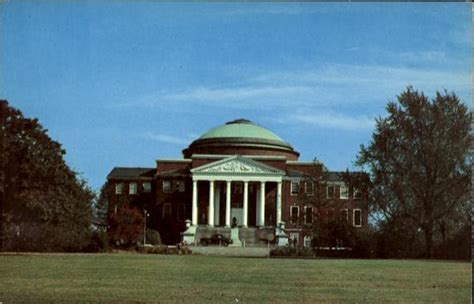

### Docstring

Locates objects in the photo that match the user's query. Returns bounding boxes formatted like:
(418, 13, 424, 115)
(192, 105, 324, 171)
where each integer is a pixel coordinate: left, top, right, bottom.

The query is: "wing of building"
(106, 119, 368, 246)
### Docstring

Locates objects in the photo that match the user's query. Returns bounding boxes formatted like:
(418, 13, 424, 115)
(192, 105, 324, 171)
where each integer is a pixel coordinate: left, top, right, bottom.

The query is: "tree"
(1, 100, 95, 251)
(108, 206, 144, 247)
(356, 88, 471, 258)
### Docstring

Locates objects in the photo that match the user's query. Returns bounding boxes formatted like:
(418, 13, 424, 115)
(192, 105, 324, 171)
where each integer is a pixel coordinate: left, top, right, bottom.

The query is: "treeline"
(1, 87, 471, 259)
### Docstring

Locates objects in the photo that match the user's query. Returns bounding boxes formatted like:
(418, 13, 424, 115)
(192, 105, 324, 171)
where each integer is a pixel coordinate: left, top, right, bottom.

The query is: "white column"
(214, 183, 220, 226)
(192, 180, 198, 226)
(243, 181, 249, 227)
(276, 181, 282, 225)
(256, 187, 260, 226)
(208, 181, 214, 227)
(259, 182, 266, 227)
(225, 181, 231, 227)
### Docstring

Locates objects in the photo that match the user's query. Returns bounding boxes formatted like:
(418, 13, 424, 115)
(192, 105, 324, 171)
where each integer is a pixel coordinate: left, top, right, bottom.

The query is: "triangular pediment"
(191, 156, 284, 175)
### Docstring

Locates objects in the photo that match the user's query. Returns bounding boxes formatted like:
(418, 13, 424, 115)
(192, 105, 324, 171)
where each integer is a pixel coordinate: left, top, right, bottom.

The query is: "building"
(106, 119, 367, 246)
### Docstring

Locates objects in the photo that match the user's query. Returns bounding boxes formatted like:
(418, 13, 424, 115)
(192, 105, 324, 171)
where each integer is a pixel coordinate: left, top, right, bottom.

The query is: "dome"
(198, 119, 284, 142)
(182, 119, 299, 160)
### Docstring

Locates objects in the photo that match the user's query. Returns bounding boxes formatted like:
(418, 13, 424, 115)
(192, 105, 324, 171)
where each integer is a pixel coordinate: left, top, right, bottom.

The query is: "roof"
(156, 168, 189, 177)
(286, 169, 307, 178)
(107, 167, 155, 179)
(199, 119, 285, 142)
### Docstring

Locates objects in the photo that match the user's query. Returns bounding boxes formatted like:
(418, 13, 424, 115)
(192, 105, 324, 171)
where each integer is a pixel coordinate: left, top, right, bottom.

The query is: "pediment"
(191, 156, 284, 175)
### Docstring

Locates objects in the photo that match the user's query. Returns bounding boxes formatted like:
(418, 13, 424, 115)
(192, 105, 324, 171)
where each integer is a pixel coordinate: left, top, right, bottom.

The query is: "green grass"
(0, 254, 470, 303)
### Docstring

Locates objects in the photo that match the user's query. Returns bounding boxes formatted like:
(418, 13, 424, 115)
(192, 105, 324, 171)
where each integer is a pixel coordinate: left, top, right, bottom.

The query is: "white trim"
(191, 155, 285, 175)
(340, 185, 349, 200)
(191, 156, 284, 183)
(353, 209, 362, 227)
(115, 182, 124, 195)
(305, 181, 315, 196)
(290, 181, 300, 196)
(290, 205, 299, 224)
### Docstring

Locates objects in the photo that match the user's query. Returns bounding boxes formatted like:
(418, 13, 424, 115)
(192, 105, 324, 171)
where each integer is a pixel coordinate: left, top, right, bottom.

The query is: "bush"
(270, 246, 315, 257)
(137, 244, 192, 255)
(146, 229, 161, 245)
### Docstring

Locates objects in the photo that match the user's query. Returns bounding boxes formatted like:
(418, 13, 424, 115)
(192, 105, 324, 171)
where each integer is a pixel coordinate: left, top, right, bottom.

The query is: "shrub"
(146, 229, 161, 245)
(270, 246, 315, 257)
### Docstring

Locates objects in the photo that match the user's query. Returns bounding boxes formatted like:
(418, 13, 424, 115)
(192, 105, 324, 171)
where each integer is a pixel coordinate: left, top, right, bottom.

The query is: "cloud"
(274, 112, 375, 131)
(142, 132, 188, 145)
(117, 62, 470, 113)
(162, 85, 320, 108)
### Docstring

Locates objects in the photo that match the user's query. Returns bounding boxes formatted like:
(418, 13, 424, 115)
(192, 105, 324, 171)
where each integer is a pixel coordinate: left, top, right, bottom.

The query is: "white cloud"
(162, 85, 320, 108)
(117, 62, 471, 114)
(276, 112, 375, 131)
(142, 132, 188, 145)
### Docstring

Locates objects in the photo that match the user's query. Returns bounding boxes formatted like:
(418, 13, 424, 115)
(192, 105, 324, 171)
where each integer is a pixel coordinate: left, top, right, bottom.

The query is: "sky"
(1, 2, 471, 191)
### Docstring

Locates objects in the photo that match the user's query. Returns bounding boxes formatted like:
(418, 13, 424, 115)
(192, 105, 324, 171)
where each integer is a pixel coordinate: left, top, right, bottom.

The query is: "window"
(304, 235, 312, 248)
(353, 209, 362, 227)
(290, 181, 299, 196)
(129, 182, 137, 195)
(176, 181, 185, 192)
(340, 209, 349, 224)
(290, 206, 299, 224)
(163, 180, 172, 193)
(326, 185, 335, 199)
(304, 206, 313, 224)
(177, 203, 186, 220)
(305, 181, 314, 196)
(290, 233, 299, 245)
(340, 185, 349, 200)
(163, 203, 172, 218)
(115, 183, 124, 195)
(353, 188, 362, 199)
(143, 182, 151, 193)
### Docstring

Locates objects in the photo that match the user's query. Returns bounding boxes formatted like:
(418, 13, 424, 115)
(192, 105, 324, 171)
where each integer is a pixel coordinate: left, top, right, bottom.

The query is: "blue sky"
(1, 2, 471, 191)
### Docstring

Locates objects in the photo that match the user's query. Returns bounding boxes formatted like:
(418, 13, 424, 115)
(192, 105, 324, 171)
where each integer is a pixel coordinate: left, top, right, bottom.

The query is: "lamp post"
(143, 209, 149, 246)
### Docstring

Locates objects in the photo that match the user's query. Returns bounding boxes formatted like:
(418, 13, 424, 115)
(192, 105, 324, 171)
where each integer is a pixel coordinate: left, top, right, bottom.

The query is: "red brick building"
(106, 119, 367, 246)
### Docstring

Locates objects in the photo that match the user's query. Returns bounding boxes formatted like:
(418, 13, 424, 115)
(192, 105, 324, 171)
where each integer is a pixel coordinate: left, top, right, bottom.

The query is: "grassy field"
(0, 254, 470, 303)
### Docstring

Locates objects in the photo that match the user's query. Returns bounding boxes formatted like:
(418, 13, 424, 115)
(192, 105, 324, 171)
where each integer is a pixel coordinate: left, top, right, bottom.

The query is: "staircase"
(194, 226, 275, 247)
(239, 227, 275, 246)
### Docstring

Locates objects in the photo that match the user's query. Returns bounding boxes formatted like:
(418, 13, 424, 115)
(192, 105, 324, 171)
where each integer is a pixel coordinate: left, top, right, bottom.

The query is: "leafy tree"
(1, 100, 95, 251)
(108, 205, 144, 247)
(356, 88, 471, 258)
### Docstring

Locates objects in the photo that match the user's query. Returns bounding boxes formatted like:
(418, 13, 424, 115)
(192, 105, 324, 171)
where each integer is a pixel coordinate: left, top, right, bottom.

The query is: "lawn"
(0, 253, 470, 303)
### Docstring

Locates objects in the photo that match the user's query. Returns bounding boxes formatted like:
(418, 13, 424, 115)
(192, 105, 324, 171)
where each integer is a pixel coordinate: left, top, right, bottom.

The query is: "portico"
(190, 156, 284, 228)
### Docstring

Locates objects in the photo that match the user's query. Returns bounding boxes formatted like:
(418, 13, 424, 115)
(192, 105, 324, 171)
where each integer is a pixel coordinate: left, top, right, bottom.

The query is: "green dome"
(199, 119, 284, 142)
